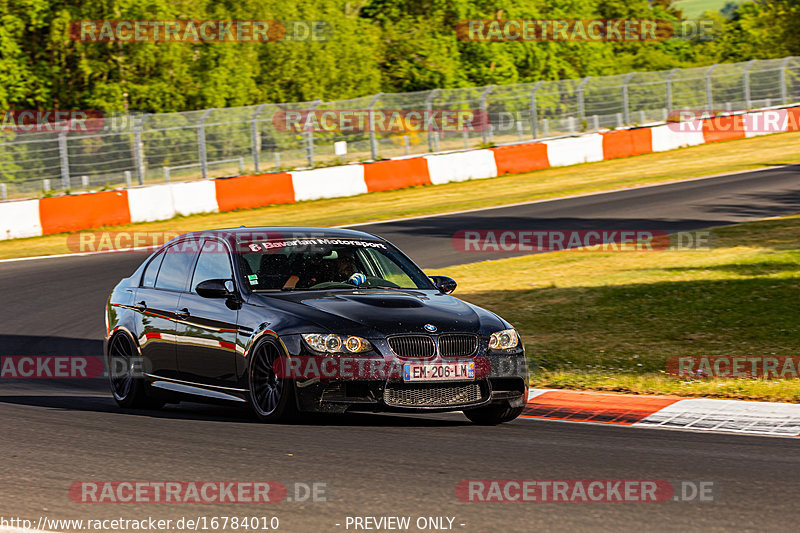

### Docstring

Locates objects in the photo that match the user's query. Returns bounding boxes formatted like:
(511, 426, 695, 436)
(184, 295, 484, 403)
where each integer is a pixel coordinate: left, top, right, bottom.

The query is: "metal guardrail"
(0, 56, 798, 200)
(163, 157, 244, 182)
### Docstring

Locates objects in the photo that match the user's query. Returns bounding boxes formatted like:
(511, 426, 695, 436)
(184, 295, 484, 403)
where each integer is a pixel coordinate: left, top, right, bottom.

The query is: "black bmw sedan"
(105, 227, 528, 424)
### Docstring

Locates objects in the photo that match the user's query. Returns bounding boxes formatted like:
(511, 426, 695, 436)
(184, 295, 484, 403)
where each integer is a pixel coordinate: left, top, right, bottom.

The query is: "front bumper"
(291, 348, 528, 413)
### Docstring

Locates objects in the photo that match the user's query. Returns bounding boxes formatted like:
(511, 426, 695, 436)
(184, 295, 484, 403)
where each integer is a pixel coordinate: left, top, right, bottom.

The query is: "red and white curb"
(523, 389, 800, 437)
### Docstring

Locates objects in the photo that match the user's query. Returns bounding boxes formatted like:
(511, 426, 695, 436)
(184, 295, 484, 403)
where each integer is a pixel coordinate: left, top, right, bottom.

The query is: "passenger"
(282, 253, 360, 288)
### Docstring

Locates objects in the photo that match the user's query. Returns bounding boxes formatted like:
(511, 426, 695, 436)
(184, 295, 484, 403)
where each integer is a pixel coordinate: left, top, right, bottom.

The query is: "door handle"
(176, 308, 190, 319)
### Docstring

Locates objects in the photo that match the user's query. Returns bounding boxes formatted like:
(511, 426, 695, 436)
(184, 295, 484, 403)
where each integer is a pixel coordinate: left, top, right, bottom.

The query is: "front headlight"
(489, 328, 519, 350)
(302, 333, 372, 354)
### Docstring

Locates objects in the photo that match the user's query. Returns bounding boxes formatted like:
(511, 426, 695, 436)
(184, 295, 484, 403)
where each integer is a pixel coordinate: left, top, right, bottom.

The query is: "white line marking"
(0, 165, 792, 264)
(342, 164, 792, 229)
(0, 247, 155, 264)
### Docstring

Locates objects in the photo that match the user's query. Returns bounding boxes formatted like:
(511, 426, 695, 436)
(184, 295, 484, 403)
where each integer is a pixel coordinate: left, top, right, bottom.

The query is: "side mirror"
(195, 279, 234, 298)
(430, 275, 457, 294)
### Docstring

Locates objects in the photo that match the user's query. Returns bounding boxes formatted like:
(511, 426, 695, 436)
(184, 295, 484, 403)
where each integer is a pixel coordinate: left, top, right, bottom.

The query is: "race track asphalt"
(1, 165, 799, 532)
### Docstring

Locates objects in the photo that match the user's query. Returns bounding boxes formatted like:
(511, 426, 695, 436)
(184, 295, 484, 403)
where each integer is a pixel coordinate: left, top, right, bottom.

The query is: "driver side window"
(191, 239, 234, 293)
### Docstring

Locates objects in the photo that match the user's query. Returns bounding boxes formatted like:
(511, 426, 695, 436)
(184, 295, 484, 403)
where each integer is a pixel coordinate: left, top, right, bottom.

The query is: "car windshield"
(236, 237, 433, 291)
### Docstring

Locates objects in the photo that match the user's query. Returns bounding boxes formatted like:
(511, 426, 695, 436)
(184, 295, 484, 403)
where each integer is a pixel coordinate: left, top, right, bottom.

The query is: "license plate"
(403, 362, 475, 382)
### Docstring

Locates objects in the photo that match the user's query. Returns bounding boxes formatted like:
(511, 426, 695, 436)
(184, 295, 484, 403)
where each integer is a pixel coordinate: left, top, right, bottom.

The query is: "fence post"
(780, 57, 791, 105)
(124, 170, 132, 187)
(250, 104, 266, 173)
(705, 64, 719, 110)
(368, 93, 383, 160)
(743, 59, 756, 109)
(198, 108, 214, 179)
(58, 130, 70, 190)
(425, 89, 441, 152)
(479, 85, 495, 145)
(666, 68, 679, 113)
(577, 76, 591, 124)
(622, 72, 635, 125)
(305, 99, 322, 167)
(530, 81, 544, 139)
(0, 183, 6, 201)
(133, 115, 147, 185)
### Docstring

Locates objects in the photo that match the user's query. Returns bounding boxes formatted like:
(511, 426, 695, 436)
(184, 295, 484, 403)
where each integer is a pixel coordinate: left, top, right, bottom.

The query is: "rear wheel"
(248, 340, 296, 422)
(108, 333, 163, 409)
(464, 403, 524, 425)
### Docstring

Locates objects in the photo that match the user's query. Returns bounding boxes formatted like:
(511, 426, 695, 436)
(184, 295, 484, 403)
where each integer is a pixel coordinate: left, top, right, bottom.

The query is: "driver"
(282, 252, 361, 289)
(333, 255, 359, 282)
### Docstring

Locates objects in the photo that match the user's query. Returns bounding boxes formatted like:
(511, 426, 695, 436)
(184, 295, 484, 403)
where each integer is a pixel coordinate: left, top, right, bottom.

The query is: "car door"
(175, 238, 240, 388)
(135, 240, 200, 380)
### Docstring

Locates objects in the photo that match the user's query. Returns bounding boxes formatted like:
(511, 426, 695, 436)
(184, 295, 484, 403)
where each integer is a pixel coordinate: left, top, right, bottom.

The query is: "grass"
(1, 130, 799, 260)
(431, 215, 800, 402)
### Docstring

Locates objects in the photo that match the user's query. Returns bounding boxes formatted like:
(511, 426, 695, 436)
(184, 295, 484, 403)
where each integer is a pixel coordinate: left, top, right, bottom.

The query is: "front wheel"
(248, 339, 296, 422)
(107, 333, 163, 409)
(464, 403, 524, 425)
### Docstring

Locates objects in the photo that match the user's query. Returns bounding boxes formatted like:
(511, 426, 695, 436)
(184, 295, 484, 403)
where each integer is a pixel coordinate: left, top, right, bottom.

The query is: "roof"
(180, 226, 381, 242)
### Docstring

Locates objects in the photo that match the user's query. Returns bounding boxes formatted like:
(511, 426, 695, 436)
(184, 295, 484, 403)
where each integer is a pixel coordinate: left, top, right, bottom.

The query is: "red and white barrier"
(290, 165, 367, 202)
(171, 180, 219, 216)
(128, 184, 176, 223)
(0, 199, 41, 239)
(544, 133, 604, 166)
(0, 105, 797, 240)
(424, 149, 498, 184)
(650, 122, 705, 151)
(744, 110, 790, 138)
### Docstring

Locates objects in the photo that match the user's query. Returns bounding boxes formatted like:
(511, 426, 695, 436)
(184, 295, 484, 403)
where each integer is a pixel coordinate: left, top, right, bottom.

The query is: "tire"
(464, 403, 524, 425)
(107, 333, 164, 409)
(248, 339, 297, 422)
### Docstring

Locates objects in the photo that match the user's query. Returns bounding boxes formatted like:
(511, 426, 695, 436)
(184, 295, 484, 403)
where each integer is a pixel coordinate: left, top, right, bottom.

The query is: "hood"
(248, 289, 506, 336)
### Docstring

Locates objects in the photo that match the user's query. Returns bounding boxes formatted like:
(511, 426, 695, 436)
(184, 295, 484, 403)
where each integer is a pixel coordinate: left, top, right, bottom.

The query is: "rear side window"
(141, 251, 164, 288)
(191, 239, 233, 293)
(155, 240, 200, 292)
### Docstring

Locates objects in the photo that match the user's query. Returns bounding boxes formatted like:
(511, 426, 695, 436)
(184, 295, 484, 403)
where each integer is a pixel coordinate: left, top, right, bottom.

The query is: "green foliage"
(700, 0, 800, 61)
(0, 0, 794, 112)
